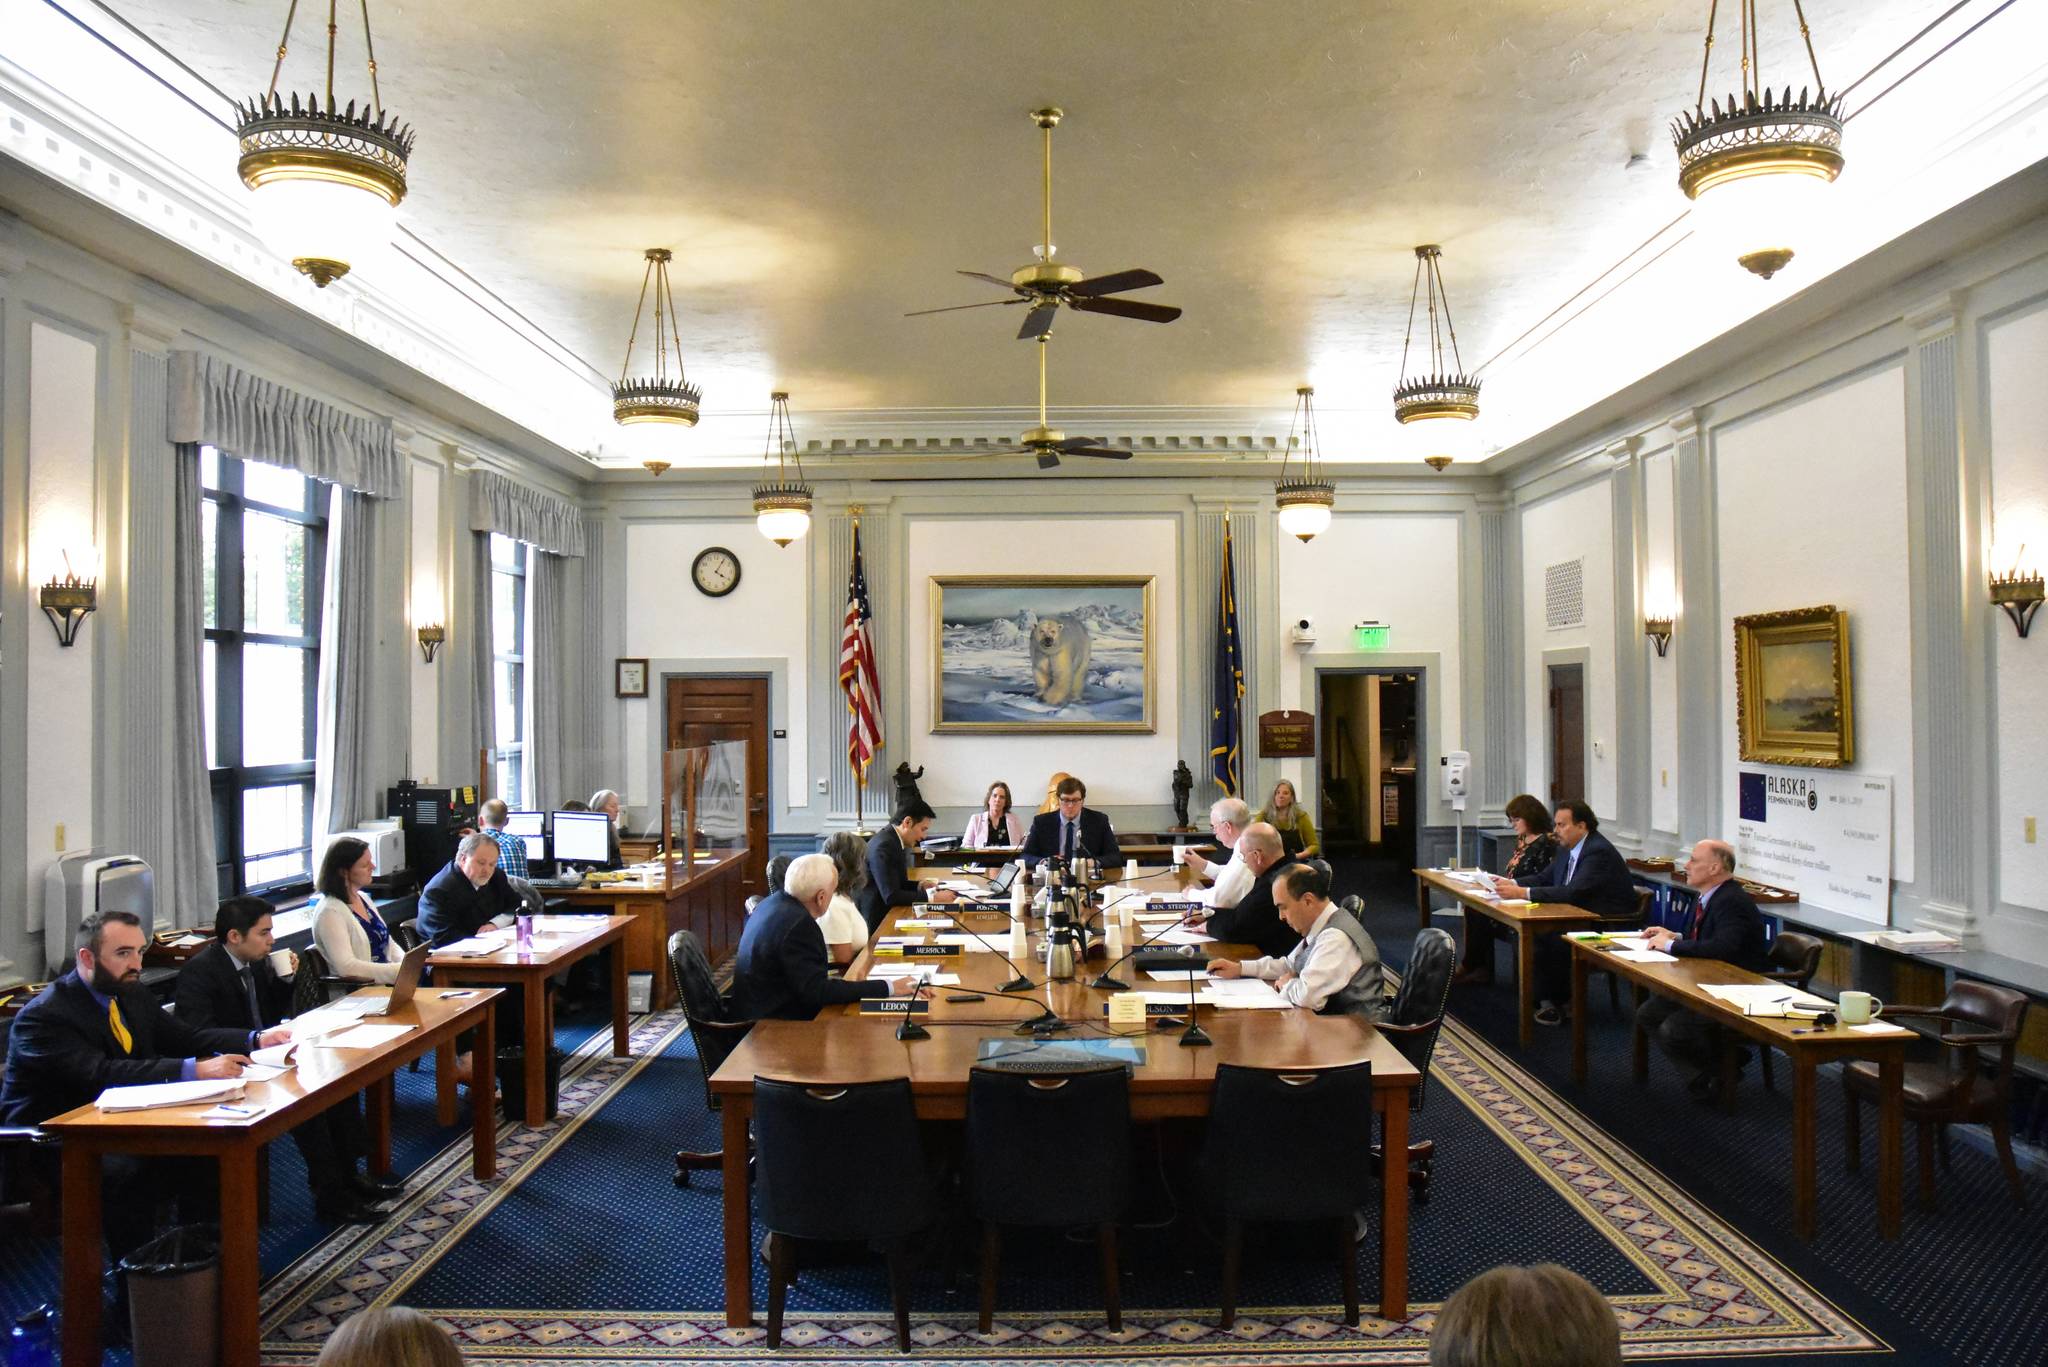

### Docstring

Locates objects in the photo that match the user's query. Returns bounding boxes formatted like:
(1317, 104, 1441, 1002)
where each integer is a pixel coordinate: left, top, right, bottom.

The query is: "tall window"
(202, 446, 326, 895)
(491, 533, 528, 807)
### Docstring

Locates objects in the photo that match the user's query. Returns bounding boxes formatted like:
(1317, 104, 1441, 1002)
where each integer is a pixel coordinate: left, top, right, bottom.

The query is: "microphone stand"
(1179, 962, 1212, 1048)
(1089, 893, 1200, 992)
(919, 896, 1058, 1031)
(894, 972, 931, 1041)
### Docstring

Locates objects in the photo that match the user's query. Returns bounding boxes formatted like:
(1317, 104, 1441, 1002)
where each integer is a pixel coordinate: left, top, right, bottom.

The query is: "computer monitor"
(504, 810, 545, 837)
(551, 810, 611, 865)
(516, 833, 547, 864)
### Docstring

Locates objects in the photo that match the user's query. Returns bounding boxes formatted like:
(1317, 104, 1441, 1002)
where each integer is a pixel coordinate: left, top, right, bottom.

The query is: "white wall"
(1643, 449, 1679, 835)
(620, 520, 812, 820)
(1520, 479, 1616, 816)
(1714, 365, 1916, 884)
(1987, 301, 2048, 920)
(904, 515, 1180, 811)
(24, 321, 97, 902)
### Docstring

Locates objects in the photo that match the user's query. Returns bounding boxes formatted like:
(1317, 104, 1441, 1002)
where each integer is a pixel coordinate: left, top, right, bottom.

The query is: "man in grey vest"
(1210, 861, 1386, 1019)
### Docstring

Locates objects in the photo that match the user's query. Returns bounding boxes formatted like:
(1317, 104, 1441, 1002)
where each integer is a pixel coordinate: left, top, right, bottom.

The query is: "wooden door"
(1547, 663, 1585, 807)
(665, 676, 771, 903)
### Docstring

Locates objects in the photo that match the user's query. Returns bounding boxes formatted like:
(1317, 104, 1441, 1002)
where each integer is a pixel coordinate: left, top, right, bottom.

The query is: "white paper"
(1144, 968, 1212, 982)
(311, 1023, 417, 1049)
(929, 934, 996, 951)
(895, 918, 952, 929)
(1154, 927, 1216, 945)
(166, 933, 209, 947)
(288, 1008, 368, 1040)
(865, 967, 961, 986)
(1849, 1021, 1912, 1035)
(249, 1042, 297, 1068)
(199, 1103, 264, 1120)
(1613, 949, 1680, 963)
(437, 936, 506, 956)
(96, 1079, 245, 1112)
(534, 915, 600, 932)
(237, 1064, 287, 1083)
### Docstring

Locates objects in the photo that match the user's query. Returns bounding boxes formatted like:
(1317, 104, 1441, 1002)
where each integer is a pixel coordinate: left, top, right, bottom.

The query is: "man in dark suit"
(737, 854, 914, 1020)
(1491, 800, 1639, 1024)
(1196, 824, 1303, 959)
(0, 909, 286, 1260)
(417, 832, 519, 948)
(1020, 774, 1124, 868)
(175, 897, 397, 1221)
(1640, 839, 1771, 1100)
(859, 799, 956, 934)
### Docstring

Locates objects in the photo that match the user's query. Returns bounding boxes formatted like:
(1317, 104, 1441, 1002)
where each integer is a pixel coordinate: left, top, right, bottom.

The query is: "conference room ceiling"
(107, 1, 2047, 468)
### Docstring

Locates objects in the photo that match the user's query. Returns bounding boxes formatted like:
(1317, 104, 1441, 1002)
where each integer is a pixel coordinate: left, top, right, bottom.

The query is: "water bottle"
(10, 1305, 55, 1367)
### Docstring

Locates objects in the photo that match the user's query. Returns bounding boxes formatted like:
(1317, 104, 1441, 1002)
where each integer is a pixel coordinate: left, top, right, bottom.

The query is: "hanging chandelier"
(1274, 386, 1334, 543)
(235, 0, 413, 287)
(1672, 0, 1844, 280)
(1393, 245, 1480, 473)
(613, 248, 703, 427)
(752, 391, 814, 547)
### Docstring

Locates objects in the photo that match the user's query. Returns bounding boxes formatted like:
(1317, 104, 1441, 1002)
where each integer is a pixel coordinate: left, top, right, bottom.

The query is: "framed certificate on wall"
(615, 658, 649, 699)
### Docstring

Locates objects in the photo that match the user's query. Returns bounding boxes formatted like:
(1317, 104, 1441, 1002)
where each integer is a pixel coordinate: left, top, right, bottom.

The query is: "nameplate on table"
(1144, 901, 1204, 913)
(874, 943, 962, 960)
(1100, 1000, 1191, 1018)
(860, 998, 932, 1015)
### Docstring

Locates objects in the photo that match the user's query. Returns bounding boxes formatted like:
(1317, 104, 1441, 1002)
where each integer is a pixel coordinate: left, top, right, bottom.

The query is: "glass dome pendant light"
(1392, 244, 1481, 473)
(752, 391, 814, 548)
(1273, 385, 1335, 543)
(234, 0, 414, 287)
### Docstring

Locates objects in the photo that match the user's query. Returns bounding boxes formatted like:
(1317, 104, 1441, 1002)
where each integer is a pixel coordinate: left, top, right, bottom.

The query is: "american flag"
(838, 521, 883, 781)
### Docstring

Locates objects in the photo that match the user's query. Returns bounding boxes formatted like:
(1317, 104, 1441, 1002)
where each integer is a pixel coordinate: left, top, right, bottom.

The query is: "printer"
(42, 852, 155, 976)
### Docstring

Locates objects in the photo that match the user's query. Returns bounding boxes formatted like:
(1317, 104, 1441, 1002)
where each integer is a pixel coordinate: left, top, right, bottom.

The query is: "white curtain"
(469, 469, 585, 556)
(312, 487, 383, 835)
(169, 444, 221, 921)
(169, 351, 401, 497)
(471, 532, 496, 761)
(524, 551, 568, 810)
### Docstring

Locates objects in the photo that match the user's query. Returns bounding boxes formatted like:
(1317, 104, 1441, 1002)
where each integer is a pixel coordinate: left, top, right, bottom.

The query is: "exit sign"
(1354, 623, 1391, 650)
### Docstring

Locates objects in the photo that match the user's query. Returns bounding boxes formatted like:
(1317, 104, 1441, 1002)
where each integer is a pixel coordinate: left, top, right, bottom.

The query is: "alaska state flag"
(1209, 524, 1244, 796)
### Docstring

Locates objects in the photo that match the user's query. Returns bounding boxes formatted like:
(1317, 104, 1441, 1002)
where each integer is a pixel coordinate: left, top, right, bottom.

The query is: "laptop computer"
(986, 861, 1021, 897)
(360, 941, 431, 1017)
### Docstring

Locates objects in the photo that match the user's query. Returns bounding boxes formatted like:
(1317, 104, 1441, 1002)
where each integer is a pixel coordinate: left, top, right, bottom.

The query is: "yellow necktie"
(108, 998, 133, 1054)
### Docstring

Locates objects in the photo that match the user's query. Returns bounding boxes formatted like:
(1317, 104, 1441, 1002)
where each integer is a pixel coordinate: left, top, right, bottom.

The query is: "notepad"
(96, 1080, 245, 1112)
(310, 1023, 416, 1049)
(249, 1042, 297, 1069)
(1144, 968, 1212, 982)
(1612, 949, 1679, 963)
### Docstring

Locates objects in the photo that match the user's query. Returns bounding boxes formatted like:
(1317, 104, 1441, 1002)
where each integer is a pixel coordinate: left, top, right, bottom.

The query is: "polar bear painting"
(933, 577, 1153, 731)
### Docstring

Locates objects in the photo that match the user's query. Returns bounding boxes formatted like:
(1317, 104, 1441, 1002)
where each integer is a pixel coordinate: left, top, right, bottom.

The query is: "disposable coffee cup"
(268, 948, 296, 977)
(1125, 859, 1139, 880)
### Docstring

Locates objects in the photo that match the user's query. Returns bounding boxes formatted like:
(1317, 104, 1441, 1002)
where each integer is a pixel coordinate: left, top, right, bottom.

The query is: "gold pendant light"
(1393, 245, 1480, 472)
(1274, 386, 1334, 543)
(235, 0, 413, 287)
(613, 248, 703, 427)
(1672, 0, 1845, 280)
(752, 391, 814, 547)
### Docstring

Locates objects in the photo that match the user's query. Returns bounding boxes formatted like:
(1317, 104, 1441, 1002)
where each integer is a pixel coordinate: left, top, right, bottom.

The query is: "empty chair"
(1756, 931, 1824, 1091)
(753, 1077, 937, 1351)
(392, 917, 424, 952)
(1203, 1060, 1376, 1327)
(1375, 925, 1455, 1200)
(666, 929, 755, 1187)
(1584, 886, 1657, 1015)
(1842, 980, 2030, 1210)
(966, 1060, 1132, 1333)
(288, 945, 355, 1015)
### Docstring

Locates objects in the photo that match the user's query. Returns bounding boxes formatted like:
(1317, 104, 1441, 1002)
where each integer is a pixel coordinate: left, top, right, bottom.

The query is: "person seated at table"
(1638, 839, 1770, 1101)
(1038, 771, 1073, 813)
(1428, 1263, 1621, 1367)
(1488, 800, 1636, 1027)
(1020, 774, 1124, 868)
(1255, 779, 1320, 858)
(0, 910, 288, 1262)
(1179, 797, 1253, 907)
(175, 898, 398, 1222)
(1192, 824, 1302, 959)
(587, 789, 627, 870)
(734, 854, 915, 1019)
(859, 799, 956, 933)
(418, 834, 520, 949)
(819, 832, 875, 967)
(475, 798, 529, 879)
(313, 837, 403, 985)
(1211, 862, 1385, 1017)
(316, 1306, 464, 1367)
(1457, 793, 1559, 988)
(963, 780, 1025, 848)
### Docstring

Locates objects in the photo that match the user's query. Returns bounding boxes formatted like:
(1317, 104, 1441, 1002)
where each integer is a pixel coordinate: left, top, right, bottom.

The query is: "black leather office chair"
(288, 946, 358, 1016)
(392, 918, 423, 952)
(1203, 1061, 1376, 1327)
(666, 930, 755, 1188)
(1376, 926, 1455, 1201)
(753, 1076, 937, 1351)
(0, 1016, 59, 1237)
(1756, 932, 1823, 1092)
(966, 1060, 1132, 1333)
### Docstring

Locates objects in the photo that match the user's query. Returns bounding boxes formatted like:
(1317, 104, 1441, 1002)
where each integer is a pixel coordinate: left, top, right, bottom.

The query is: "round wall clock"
(692, 546, 742, 597)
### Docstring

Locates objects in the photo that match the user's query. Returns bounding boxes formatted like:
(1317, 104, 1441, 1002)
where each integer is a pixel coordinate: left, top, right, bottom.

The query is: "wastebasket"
(496, 1045, 565, 1120)
(118, 1225, 218, 1367)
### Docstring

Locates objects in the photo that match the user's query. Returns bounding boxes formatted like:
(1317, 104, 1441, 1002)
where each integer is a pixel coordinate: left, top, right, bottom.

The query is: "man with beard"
(0, 909, 288, 1262)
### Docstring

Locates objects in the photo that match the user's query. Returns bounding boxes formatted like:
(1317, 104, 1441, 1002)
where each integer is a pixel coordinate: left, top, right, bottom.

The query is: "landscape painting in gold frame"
(930, 575, 1155, 734)
(1734, 604, 1854, 768)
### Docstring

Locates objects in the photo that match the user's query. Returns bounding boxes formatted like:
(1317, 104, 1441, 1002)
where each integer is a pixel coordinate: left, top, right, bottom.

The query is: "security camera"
(1290, 617, 1317, 647)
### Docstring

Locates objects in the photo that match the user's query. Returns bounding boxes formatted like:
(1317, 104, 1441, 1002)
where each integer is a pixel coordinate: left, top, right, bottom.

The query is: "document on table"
(929, 934, 996, 951)
(237, 1064, 288, 1084)
(310, 1022, 416, 1049)
(1569, 933, 1655, 951)
(1200, 978, 1289, 1008)
(1612, 949, 1679, 963)
(96, 1079, 246, 1112)
(865, 965, 961, 985)
(249, 1042, 297, 1069)
(289, 1006, 371, 1039)
(1850, 1021, 1913, 1035)
(1154, 926, 1216, 945)
(1144, 968, 1212, 982)
(1699, 984, 1832, 1016)
(895, 918, 953, 929)
(437, 935, 507, 956)
(533, 915, 599, 932)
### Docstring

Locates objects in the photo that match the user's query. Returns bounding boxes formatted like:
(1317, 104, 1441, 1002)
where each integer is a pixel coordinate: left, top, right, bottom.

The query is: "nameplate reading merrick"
(873, 944, 962, 959)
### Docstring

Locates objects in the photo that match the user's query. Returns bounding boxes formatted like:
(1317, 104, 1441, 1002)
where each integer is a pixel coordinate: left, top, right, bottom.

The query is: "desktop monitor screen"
(504, 810, 546, 837)
(517, 833, 547, 864)
(551, 811, 611, 864)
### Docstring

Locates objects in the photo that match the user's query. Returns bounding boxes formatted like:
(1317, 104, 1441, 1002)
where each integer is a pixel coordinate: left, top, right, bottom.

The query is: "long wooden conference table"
(710, 868, 1424, 1326)
(1414, 867, 1599, 1046)
(549, 849, 748, 1009)
(40, 986, 501, 1367)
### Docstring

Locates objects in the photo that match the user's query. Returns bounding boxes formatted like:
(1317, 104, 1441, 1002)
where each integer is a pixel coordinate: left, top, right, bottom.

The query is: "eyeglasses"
(1057, 795, 1084, 806)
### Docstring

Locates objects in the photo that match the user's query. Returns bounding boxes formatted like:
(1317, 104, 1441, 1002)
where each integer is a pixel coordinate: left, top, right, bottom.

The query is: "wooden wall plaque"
(1258, 710, 1315, 758)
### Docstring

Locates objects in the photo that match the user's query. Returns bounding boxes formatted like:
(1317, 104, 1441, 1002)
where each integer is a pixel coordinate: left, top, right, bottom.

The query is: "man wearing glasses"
(1021, 775, 1123, 869)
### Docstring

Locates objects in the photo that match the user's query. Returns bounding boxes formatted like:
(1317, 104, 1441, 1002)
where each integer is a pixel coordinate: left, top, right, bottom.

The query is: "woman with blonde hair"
(1040, 771, 1073, 814)
(1429, 1263, 1620, 1367)
(963, 780, 1024, 848)
(1256, 779, 1319, 858)
(316, 1307, 464, 1367)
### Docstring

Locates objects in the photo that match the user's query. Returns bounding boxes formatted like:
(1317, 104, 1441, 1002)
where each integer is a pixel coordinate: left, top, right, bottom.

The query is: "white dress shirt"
(1201, 849, 1253, 909)
(1239, 905, 1364, 1010)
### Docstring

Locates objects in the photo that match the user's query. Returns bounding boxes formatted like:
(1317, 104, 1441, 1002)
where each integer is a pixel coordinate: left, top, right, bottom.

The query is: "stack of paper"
(1612, 949, 1679, 963)
(309, 1022, 416, 1049)
(289, 1006, 371, 1040)
(1201, 978, 1290, 1009)
(1699, 984, 1832, 1016)
(97, 1079, 246, 1112)
(437, 935, 507, 956)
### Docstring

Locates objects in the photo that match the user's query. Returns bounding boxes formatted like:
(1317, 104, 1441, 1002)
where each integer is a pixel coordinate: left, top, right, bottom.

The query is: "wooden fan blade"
(904, 299, 1027, 317)
(1067, 295, 1182, 324)
(1067, 268, 1163, 297)
(1035, 450, 1062, 470)
(1065, 446, 1133, 460)
(1017, 302, 1058, 340)
(957, 270, 1020, 290)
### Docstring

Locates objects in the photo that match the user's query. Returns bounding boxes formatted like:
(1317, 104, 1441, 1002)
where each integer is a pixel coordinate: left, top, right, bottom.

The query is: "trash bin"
(496, 1045, 565, 1120)
(118, 1225, 217, 1367)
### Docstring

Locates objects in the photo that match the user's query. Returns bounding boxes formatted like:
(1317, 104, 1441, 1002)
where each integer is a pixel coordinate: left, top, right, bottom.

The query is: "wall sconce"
(417, 624, 446, 663)
(1991, 563, 2043, 639)
(1644, 616, 1674, 657)
(39, 553, 97, 647)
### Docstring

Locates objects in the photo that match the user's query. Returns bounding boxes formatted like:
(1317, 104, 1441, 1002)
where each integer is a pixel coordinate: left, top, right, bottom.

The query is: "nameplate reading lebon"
(873, 944, 962, 959)
(860, 998, 932, 1015)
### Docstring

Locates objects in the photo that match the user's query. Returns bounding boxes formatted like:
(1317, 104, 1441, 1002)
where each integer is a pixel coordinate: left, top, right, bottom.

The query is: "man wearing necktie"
(1020, 775, 1124, 869)
(1489, 801, 1639, 1026)
(1640, 840, 1771, 1101)
(0, 910, 285, 1264)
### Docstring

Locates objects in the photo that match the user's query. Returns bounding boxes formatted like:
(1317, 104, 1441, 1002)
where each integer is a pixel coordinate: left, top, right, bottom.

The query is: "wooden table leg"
(1792, 1055, 1818, 1240)
(1378, 1097, 1410, 1321)
(216, 1146, 261, 1367)
(723, 1096, 754, 1328)
(1570, 951, 1588, 1084)
(1515, 927, 1536, 1049)
(435, 1039, 457, 1127)
(366, 1073, 394, 1176)
(1631, 997, 1650, 1084)
(59, 1146, 102, 1367)
(1416, 879, 1431, 931)
(1877, 1050, 1903, 1239)
(472, 1003, 498, 1180)
(611, 939, 631, 1057)
(524, 974, 548, 1127)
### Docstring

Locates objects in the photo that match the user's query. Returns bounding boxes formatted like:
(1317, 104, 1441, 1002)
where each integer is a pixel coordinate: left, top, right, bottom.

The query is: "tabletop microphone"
(894, 973, 931, 1042)
(1088, 897, 1204, 992)
(918, 897, 1048, 1015)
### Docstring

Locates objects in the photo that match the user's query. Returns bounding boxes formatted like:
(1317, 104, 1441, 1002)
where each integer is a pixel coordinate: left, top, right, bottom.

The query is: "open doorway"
(1546, 662, 1586, 806)
(1317, 670, 1423, 868)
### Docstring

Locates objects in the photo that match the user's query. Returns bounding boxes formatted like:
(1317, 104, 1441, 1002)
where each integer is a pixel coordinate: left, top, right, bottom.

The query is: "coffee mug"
(268, 947, 296, 978)
(1839, 990, 1884, 1025)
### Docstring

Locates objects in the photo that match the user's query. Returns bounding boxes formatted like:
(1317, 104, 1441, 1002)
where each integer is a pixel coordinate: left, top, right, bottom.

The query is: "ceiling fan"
(977, 336, 1132, 470)
(905, 107, 1182, 341)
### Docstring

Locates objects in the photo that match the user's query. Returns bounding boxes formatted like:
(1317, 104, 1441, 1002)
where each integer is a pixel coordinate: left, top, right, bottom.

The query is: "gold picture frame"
(930, 575, 1155, 734)
(1734, 604, 1854, 768)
